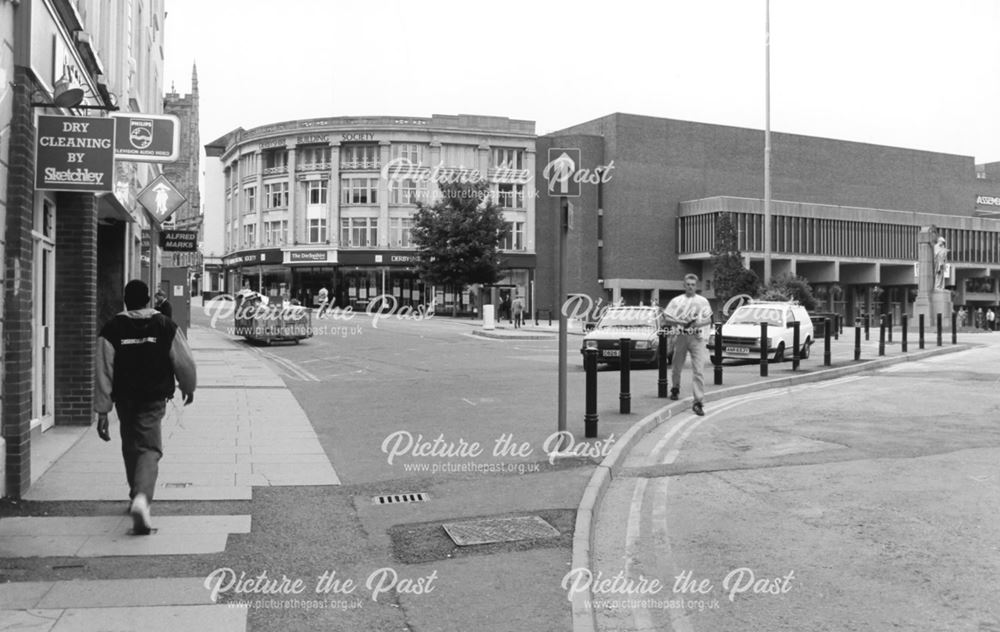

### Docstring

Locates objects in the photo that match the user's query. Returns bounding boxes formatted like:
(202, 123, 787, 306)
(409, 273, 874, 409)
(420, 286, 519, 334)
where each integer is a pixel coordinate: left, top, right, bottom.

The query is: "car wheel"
(772, 343, 785, 362)
(800, 339, 811, 359)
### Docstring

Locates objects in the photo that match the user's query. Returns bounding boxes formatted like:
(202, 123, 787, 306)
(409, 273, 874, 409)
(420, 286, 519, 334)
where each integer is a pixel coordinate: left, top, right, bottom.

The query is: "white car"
(707, 301, 813, 363)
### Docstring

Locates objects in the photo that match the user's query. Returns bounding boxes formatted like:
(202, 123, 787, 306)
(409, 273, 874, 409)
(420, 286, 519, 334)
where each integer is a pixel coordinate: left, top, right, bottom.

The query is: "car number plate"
(725, 346, 750, 354)
(602, 349, 620, 357)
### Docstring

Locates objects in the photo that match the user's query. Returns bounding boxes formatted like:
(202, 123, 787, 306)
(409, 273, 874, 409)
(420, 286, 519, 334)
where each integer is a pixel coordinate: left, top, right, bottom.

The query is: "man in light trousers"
(663, 274, 714, 416)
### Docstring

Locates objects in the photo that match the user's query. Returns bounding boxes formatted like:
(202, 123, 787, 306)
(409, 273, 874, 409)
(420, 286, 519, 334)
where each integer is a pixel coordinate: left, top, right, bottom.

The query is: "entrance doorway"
(32, 199, 56, 432)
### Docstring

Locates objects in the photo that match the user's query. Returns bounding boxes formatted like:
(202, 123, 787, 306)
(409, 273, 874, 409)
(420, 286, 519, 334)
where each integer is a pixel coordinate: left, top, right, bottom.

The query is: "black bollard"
(834, 314, 840, 340)
(865, 314, 870, 341)
(919, 314, 925, 349)
(952, 311, 957, 345)
(792, 321, 800, 371)
(619, 338, 631, 414)
(936, 313, 942, 347)
(584, 348, 599, 438)
(887, 313, 893, 344)
(714, 323, 723, 385)
(657, 331, 669, 398)
(878, 315, 886, 356)
(824, 317, 832, 366)
(760, 322, 769, 377)
(854, 323, 861, 361)
(901, 314, 908, 352)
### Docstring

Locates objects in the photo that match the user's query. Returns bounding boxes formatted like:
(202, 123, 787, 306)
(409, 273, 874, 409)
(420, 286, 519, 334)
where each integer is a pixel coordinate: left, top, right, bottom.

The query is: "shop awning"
(97, 193, 135, 223)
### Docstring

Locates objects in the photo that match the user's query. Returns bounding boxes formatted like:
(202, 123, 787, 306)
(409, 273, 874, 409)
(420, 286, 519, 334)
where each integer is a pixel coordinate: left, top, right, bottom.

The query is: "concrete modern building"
(206, 114, 536, 312)
(2, 0, 168, 497)
(535, 113, 1000, 324)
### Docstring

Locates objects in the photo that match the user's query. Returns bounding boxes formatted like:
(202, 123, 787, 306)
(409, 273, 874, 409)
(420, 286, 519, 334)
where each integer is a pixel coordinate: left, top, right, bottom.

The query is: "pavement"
(0, 326, 339, 632)
(0, 310, 988, 632)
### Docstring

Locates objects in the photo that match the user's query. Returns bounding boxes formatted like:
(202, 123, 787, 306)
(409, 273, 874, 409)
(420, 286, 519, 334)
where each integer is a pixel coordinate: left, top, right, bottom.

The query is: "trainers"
(692, 401, 705, 416)
(130, 493, 152, 535)
(669, 387, 679, 401)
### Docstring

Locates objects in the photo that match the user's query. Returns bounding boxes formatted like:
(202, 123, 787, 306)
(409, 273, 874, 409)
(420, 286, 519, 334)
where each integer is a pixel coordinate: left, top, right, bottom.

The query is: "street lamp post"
(763, 0, 772, 285)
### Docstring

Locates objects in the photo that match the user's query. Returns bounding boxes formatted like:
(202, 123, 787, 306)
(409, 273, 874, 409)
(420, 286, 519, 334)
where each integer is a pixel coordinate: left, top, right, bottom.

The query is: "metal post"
(763, 0, 772, 285)
(760, 322, 769, 377)
(657, 331, 669, 397)
(619, 338, 631, 414)
(937, 313, 943, 347)
(887, 312, 893, 344)
(901, 314, 908, 352)
(713, 322, 723, 385)
(854, 323, 861, 361)
(824, 317, 832, 366)
(952, 310, 957, 344)
(864, 314, 870, 341)
(919, 314, 925, 349)
(584, 348, 598, 438)
(834, 314, 839, 340)
(556, 196, 569, 448)
(792, 321, 800, 371)
(878, 316, 886, 356)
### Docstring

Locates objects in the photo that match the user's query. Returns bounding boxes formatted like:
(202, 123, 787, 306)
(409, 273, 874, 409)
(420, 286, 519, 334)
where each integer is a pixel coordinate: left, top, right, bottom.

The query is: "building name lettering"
(342, 132, 375, 142)
(976, 195, 1000, 207)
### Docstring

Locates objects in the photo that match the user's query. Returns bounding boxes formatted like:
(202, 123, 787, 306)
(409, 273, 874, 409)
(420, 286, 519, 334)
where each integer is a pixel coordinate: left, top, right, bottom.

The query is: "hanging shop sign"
(112, 113, 181, 162)
(35, 115, 115, 192)
(159, 229, 199, 252)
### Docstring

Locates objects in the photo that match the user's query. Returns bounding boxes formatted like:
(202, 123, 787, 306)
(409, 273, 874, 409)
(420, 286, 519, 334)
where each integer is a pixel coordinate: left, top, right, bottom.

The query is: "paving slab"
(49, 604, 247, 632)
(0, 577, 214, 609)
(0, 516, 250, 558)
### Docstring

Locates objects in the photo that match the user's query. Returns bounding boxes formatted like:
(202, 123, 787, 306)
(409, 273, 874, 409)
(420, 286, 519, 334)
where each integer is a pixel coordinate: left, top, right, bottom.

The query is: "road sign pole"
(556, 195, 569, 448)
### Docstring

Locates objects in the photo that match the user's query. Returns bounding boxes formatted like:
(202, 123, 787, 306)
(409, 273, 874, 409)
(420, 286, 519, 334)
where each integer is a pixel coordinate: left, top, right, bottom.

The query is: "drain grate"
(373, 492, 429, 505)
(442, 515, 560, 546)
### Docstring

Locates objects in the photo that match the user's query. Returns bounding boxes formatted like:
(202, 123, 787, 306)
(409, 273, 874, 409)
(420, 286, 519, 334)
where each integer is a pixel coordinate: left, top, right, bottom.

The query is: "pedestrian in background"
(153, 288, 173, 319)
(95, 280, 197, 535)
(987, 308, 996, 331)
(512, 295, 525, 329)
(663, 274, 714, 416)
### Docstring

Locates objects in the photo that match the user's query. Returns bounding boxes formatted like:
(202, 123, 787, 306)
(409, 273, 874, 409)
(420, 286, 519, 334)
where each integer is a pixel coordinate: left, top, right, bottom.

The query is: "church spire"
(191, 62, 198, 99)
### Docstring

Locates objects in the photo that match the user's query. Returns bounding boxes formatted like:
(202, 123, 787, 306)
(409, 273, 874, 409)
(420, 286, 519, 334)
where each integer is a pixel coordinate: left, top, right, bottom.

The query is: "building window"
(309, 218, 327, 243)
(393, 143, 422, 164)
(298, 145, 331, 170)
(264, 220, 288, 246)
(263, 149, 288, 174)
(340, 217, 379, 247)
(493, 147, 524, 170)
(243, 224, 256, 247)
(389, 217, 415, 247)
(240, 153, 258, 179)
(308, 180, 328, 205)
(341, 177, 379, 205)
(244, 186, 256, 214)
(341, 144, 379, 169)
(265, 182, 289, 209)
(390, 178, 426, 205)
(496, 183, 525, 208)
(500, 221, 525, 251)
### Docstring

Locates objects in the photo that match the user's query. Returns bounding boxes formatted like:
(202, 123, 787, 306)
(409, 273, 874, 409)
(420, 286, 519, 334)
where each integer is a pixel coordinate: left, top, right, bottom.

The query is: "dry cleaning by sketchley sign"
(35, 115, 115, 193)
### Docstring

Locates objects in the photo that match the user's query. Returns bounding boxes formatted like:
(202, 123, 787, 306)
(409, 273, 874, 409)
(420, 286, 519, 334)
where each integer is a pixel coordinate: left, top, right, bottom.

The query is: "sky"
(162, 0, 1000, 164)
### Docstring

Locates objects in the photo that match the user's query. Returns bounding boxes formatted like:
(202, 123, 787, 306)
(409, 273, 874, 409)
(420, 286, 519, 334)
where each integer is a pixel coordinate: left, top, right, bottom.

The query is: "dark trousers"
(116, 399, 167, 501)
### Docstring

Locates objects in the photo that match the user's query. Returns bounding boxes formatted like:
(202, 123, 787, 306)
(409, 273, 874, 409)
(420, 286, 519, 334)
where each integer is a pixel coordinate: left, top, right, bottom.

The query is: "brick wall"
(2, 67, 36, 497)
(54, 191, 97, 426)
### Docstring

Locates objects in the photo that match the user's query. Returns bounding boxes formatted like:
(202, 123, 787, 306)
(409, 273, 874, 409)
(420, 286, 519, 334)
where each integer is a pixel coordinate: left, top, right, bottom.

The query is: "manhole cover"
(441, 515, 560, 546)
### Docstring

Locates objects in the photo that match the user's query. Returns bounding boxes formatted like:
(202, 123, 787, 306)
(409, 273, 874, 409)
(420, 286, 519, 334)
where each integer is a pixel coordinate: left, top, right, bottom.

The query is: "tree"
(711, 213, 760, 303)
(758, 273, 818, 312)
(411, 180, 509, 309)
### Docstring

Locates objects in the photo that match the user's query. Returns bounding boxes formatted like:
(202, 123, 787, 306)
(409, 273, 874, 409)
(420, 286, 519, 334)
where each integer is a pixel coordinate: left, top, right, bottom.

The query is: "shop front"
(223, 248, 285, 297)
(336, 251, 427, 311)
(286, 249, 337, 307)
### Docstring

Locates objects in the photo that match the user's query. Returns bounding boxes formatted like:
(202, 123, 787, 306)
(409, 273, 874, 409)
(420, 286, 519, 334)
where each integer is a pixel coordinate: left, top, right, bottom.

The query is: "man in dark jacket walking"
(154, 288, 173, 319)
(95, 280, 197, 534)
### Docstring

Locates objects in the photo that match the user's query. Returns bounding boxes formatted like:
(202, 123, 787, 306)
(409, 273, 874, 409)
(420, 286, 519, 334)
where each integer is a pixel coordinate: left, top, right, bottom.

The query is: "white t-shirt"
(664, 293, 713, 337)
